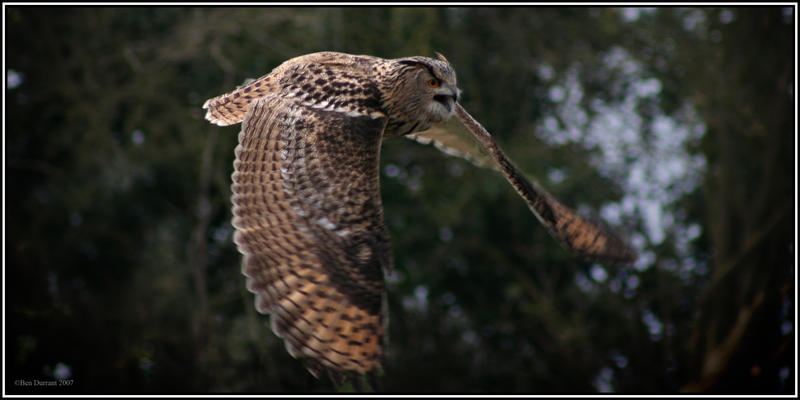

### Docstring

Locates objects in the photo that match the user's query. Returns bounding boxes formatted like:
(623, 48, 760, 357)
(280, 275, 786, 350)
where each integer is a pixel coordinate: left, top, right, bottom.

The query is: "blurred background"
(4, 6, 795, 394)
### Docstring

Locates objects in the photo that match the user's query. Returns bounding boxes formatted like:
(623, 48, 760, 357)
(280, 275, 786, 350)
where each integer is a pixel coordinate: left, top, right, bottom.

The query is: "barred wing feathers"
(231, 95, 390, 380)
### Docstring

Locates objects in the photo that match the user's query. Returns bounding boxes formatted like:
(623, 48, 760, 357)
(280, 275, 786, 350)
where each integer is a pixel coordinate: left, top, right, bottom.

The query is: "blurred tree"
(650, 8, 794, 393)
(4, 6, 794, 395)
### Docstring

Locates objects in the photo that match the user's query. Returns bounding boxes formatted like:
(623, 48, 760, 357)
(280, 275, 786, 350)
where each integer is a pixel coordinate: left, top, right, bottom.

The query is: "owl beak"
(433, 89, 460, 111)
(433, 95, 454, 113)
(445, 88, 460, 103)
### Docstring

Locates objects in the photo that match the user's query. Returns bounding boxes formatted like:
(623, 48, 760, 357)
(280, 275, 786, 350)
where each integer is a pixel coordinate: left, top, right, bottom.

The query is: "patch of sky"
(8, 69, 23, 89)
(682, 8, 708, 34)
(618, 7, 656, 23)
(575, 271, 599, 297)
(439, 226, 453, 242)
(53, 363, 72, 380)
(402, 285, 430, 313)
(537, 46, 707, 279)
(547, 167, 567, 185)
(590, 264, 608, 283)
(783, 7, 793, 24)
(642, 309, 664, 341)
(537, 62, 554, 81)
(719, 9, 735, 24)
(610, 350, 629, 369)
(132, 129, 145, 146)
(593, 366, 615, 393)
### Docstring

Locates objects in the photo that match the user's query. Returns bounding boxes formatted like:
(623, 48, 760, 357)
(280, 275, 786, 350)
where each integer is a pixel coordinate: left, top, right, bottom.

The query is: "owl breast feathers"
(202, 51, 635, 384)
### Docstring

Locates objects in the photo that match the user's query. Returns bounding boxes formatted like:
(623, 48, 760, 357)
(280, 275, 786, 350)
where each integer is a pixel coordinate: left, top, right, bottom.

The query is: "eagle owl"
(203, 51, 635, 383)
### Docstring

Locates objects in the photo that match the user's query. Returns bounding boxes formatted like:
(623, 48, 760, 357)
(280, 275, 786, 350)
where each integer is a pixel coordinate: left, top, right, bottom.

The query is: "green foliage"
(5, 6, 794, 394)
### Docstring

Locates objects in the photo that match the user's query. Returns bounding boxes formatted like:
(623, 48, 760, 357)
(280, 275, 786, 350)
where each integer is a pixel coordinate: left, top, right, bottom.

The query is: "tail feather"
(203, 74, 275, 126)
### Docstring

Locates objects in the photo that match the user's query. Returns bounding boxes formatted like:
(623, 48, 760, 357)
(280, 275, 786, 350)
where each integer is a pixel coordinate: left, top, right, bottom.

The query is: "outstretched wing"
(231, 94, 390, 380)
(413, 104, 636, 264)
(406, 113, 496, 169)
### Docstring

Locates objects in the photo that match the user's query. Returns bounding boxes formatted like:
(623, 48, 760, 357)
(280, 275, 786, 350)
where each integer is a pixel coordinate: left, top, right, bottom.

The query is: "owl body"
(204, 52, 464, 381)
(203, 51, 635, 384)
(204, 52, 459, 137)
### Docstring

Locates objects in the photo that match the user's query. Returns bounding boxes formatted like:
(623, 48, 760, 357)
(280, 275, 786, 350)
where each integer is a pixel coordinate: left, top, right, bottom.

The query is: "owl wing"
(406, 113, 497, 169)
(231, 94, 390, 381)
(414, 104, 636, 264)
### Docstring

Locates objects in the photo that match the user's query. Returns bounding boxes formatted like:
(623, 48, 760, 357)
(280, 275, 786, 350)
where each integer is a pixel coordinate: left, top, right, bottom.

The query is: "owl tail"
(202, 74, 275, 126)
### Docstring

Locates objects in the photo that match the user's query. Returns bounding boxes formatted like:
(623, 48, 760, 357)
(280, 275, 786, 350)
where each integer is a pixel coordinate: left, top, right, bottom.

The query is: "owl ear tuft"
(435, 52, 450, 64)
(397, 59, 424, 68)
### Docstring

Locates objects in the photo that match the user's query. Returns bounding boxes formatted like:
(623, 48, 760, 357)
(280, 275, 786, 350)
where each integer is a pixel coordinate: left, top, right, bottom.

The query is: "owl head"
(389, 53, 462, 132)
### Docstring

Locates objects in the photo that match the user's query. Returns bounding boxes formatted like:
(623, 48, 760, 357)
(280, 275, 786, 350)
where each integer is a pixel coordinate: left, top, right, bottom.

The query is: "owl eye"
(427, 78, 440, 88)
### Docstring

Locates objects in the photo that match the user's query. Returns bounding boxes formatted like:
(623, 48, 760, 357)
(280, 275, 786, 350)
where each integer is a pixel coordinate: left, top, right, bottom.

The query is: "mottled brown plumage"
(203, 51, 635, 382)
